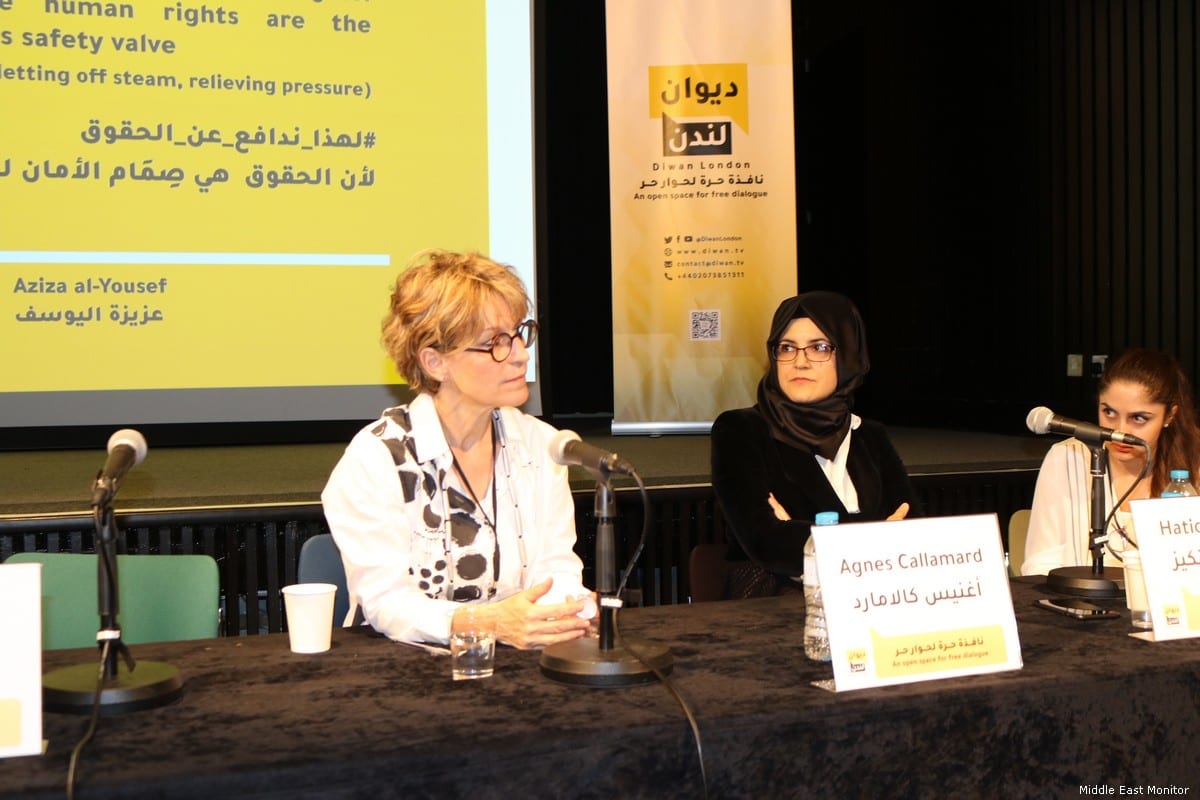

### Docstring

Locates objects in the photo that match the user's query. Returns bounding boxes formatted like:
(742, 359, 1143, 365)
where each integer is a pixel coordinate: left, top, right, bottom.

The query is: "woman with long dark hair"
(1022, 347, 1200, 575)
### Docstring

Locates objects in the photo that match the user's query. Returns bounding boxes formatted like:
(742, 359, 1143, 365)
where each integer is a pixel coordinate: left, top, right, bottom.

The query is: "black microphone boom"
(548, 429, 635, 476)
(92, 428, 148, 506)
(1025, 406, 1146, 447)
(540, 430, 674, 687)
(45, 427, 183, 715)
(1025, 408, 1134, 599)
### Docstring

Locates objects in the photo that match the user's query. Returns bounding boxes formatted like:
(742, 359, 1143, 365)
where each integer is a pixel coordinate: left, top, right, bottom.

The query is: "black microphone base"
(539, 637, 674, 688)
(43, 660, 184, 716)
(1045, 566, 1126, 599)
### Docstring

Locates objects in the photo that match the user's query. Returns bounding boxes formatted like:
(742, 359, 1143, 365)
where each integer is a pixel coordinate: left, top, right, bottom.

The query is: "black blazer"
(710, 407, 914, 577)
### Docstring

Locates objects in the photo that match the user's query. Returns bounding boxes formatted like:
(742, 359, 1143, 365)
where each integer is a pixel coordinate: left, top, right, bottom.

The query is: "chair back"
(4, 552, 219, 650)
(1007, 508, 1031, 577)
(688, 542, 730, 603)
(298, 534, 350, 626)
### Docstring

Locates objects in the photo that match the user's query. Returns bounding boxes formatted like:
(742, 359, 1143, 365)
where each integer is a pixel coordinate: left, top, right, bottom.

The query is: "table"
(3, 580, 1198, 799)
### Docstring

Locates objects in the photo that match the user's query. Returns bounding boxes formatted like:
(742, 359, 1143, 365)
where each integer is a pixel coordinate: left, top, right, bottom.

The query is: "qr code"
(689, 310, 720, 341)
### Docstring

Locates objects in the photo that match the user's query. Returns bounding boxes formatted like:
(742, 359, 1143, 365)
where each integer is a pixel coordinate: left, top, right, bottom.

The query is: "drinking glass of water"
(450, 605, 497, 680)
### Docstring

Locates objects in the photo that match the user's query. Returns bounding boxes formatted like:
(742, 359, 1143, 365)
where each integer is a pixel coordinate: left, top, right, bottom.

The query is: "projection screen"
(0, 1, 538, 440)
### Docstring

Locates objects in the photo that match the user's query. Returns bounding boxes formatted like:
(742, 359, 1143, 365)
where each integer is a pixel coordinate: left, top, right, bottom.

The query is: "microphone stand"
(539, 468, 674, 687)
(42, 496, 184, 715)
(1045, 443, 1126, 598)
(596, 480, 617, 649)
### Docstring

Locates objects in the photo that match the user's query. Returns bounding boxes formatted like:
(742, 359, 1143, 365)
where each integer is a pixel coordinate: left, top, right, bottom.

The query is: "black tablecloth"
(3, 579, 1199, 799)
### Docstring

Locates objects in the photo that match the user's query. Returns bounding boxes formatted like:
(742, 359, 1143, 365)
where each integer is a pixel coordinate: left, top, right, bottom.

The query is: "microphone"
(46, 425, 184, 716)
(540, 431, 673, 687)
(1025, 406, 1146, 447)
(548, 429, 634, 476)
(92, 428, 148, 506)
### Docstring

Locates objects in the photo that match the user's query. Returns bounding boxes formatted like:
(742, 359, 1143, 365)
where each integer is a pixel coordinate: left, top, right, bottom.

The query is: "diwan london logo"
(648, 63, 748, 157)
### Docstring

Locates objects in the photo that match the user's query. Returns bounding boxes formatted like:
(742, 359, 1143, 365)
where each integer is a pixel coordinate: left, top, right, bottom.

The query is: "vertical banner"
(605, 0, 797, 433)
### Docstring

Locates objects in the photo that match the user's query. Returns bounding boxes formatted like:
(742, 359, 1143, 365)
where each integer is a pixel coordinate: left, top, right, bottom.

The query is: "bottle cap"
(814, 511, 839, 526)
(1170, 469, 1191, 481)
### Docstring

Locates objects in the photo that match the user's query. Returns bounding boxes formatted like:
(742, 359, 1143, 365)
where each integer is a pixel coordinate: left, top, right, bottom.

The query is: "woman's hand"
(767, 492, 791, 521)
(463, 577, 590, 650)
(772, 491, 902, 522)
(571, 591, 601, 638)
(772, 493, 909, 522)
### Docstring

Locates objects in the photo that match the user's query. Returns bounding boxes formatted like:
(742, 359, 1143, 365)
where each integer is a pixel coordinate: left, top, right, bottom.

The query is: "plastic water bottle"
(803, 511, 839, 662)
(1161, 469, 1198, 498)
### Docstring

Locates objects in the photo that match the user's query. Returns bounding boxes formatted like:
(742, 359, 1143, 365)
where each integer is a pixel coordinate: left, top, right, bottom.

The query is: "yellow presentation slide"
(1, 0, 511, 410)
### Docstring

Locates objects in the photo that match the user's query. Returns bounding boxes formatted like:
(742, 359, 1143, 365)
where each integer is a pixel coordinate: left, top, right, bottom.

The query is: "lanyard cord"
(449, 416, 500, 582)
(493, 412, 528, 585)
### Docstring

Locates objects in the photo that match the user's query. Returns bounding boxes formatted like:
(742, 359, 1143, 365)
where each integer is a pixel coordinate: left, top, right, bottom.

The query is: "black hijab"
(755, 291, 870, 459)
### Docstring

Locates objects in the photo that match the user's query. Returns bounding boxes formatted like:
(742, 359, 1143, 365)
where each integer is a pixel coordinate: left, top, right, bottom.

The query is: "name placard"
(1129, 496, 1200, 641)
(0, 562, 42, 759)
(812, 513, 1023, 692)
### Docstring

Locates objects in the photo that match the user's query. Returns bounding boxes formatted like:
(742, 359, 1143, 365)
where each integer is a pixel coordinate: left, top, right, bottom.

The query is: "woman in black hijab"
(710, 292, 913, 596)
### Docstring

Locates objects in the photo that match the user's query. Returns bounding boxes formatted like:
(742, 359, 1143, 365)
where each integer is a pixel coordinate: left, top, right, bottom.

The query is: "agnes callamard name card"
(812, 513, 1023, 692)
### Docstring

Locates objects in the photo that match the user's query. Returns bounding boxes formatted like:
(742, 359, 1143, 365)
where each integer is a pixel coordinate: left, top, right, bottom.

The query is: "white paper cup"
(1123, 551, 1151, 630)
(283, 583, 337, 653)
(450, 606, 496, 680)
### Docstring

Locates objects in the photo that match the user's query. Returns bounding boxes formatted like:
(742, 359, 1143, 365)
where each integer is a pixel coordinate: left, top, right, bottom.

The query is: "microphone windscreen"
(548, 429, 581, 466)
(1026, 406, 1054, 435)
(107, 428, 148, 465)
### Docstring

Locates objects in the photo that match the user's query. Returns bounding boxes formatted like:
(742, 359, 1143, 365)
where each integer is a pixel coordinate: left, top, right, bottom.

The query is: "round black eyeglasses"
(463, 320, 538, 362)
